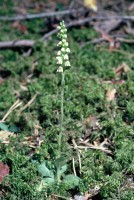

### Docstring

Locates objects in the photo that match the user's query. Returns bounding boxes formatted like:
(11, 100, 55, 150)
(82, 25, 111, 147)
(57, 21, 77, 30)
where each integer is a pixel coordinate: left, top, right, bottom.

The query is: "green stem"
(56, 166, 61, 183)
(58, 71, 65, 158)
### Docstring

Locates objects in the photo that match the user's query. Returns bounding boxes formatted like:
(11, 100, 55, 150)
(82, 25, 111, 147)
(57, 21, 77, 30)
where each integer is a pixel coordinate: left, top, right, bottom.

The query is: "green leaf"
(36, 178, 55, 191)
(37, 161, 54, 178)
(55, 156, 66, 169)
(9, 125, 20, 132)
(0, 123, 9, 131)
(43, 177, 55, 186)
(63, 174, 80, 188)
(58, 164, 67, 175)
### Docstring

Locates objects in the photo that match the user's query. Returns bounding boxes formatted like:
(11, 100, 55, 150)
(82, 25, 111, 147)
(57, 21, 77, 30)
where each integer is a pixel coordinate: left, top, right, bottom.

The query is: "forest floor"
(0, 0, 134, 199)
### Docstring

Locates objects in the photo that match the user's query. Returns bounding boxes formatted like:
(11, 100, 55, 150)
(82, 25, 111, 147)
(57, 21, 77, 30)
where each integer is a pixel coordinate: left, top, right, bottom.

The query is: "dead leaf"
(83, 116, 101, 129)
(129, 2, 134, 11)
(93, 11, 122, 34)
(23, 135, 43, 148)
(102, 80, 125, 85)
(12, 21, 28, 34)
(0, 162, 10, 184)
(84, 0, 97, 11)
(94, 26, 117, 50)
(0, 131, 15, 144)
(106, 88, 116, 101)
(115, 63, 131, 77)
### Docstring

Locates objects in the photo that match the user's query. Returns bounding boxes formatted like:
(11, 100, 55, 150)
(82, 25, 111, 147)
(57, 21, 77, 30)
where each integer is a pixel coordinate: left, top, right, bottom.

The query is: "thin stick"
(41, 29, 58, 41)
(77, 151, 82, 174)
(19, 93, 38, 114)
(81, 36, 134, 46)
(0, 35, 133, 49)
(52, 194, 71, 200)
(77, 143, 112, 154)
(41, 15, 133, 41)
(1, 100, 22, 122)
(0, 12, 134, 22)
(72, 139, 82, 174)
(72, 157, 77, 176)
(0, 9, 83, 21)
(0, 40, 35, 49)
(41, 17, 94, 41)
(0, 17, 95, 48)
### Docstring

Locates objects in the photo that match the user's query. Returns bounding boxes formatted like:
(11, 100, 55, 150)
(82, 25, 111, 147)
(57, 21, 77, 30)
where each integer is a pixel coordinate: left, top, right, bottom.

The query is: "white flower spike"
(56, 21, 71, 72)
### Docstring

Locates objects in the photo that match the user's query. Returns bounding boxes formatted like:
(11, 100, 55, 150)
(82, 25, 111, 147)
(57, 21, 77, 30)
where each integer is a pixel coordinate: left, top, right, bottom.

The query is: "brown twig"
(0, 8, 84, 21)
(1, 100, 22, 122)
(81, 35, 134, 47)
(41, 15, 134, 40)
(41, 17, 94, 40)
(0, 17, 94, 48)
(72, 139, 82, 174)
(0, 40, 35, 49)
(19, 93, 38, 114)
(0, 35, 133, 49)
(41, 29, 58, 41)
(1, 15, 134, 49)
(1, 10, 134, 22)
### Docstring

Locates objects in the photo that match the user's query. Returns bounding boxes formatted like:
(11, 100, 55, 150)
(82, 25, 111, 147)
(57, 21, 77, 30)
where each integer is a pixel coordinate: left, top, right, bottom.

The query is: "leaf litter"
(0, 162, 10, 184)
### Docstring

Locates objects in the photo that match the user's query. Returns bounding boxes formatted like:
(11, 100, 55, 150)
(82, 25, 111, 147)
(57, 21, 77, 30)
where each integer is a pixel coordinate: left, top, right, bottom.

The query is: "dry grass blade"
(72, 157, 77, 176)
(19, 93, 38, 114)
(78, 138, 113, 154)
(1, 99, 22, 122)
(0, 130, 15, 144)
(114, 62, 131, 77)
(72, 139, 82, 174)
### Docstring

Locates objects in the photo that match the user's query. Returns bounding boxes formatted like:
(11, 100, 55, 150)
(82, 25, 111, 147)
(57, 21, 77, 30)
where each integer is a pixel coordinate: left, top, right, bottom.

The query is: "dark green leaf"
(37, 161, 54, 178)
(43, 177, 55, 185)
(58, 164, 67, 176)
(55, 156, 66, 169)
(0, 123, 9, 131)
(63, 174, 80, 188)
(9, 125, 20, 132)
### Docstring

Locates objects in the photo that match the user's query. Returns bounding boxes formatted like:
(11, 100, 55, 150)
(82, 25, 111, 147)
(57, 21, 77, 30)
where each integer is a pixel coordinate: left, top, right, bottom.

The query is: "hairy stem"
(58, 71, 65, 158)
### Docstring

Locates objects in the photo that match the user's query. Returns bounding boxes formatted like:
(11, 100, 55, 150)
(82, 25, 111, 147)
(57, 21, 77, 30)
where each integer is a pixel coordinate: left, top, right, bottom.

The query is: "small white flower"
(63, 54, 69, 60)
(64, 42, 68, 47)
(63, 34, 67, 39)
(61, 23, 65, 28)
(57, 41, 62, 46)
(60, 29, 64, 34)
(66, 48, 70, 53)
(56, 56, 63, 64)
(65, 61, 71, 67)
(61, 47, 66, 52)
(62, 39, 66, 43)
(57, 66, 63, 73)
(56, 56, 61, 60)
(57, 26, 61, 30)
(57, 51, 61, 56)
